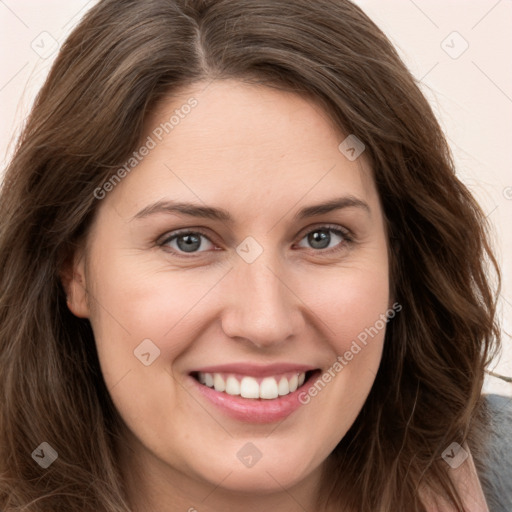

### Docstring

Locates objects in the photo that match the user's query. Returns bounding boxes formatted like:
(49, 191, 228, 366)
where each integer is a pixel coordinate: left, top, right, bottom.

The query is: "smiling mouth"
(190, 370, 319, 400)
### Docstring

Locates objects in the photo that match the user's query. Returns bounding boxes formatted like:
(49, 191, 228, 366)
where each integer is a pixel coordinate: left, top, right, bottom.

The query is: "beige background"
(1, 1, 510, 396)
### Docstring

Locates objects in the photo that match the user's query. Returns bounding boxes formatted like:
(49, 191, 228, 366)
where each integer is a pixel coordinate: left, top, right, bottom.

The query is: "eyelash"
(157, 224, 354, 259)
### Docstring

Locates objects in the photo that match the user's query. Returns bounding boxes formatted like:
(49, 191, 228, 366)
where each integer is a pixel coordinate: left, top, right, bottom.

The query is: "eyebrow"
(131, 195, 370, 223)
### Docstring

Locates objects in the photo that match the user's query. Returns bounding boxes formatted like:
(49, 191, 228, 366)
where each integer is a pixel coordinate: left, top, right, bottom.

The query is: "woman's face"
(67, 79, 390, 503)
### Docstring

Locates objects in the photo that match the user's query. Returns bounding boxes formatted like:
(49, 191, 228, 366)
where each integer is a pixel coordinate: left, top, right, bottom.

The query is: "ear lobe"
(59, 250, 90, 319)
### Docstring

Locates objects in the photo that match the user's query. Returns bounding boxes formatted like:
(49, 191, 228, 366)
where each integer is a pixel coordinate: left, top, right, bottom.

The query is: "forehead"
(100, 79, 378, 220)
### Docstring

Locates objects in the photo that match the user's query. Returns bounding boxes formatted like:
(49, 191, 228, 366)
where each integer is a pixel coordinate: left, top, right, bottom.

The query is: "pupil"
(309, 230, 329, 249)
(177, 234, 201, 252)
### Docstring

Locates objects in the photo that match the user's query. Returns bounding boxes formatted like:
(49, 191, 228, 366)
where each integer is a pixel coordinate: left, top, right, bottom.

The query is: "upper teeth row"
(198, 372, 306, 399)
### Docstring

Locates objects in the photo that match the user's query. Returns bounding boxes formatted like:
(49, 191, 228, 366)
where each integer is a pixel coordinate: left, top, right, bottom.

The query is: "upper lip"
(190, 363, 318, 377)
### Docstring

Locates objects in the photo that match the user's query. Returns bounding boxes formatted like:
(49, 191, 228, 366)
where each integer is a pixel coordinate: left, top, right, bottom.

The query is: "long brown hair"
(0, 0, 501, 510)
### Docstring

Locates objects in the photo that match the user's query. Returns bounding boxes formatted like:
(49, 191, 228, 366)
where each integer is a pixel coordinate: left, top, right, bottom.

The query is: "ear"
(59, 245, 90, 319)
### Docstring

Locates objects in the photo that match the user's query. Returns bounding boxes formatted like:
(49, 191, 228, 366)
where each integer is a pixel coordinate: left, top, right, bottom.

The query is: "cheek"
(86, 253, 228, 384)
(85, 259, 212, 447)
(317, 261, 390, 348)
(307, 260, 390, 404)
(281, 262, 390, 457)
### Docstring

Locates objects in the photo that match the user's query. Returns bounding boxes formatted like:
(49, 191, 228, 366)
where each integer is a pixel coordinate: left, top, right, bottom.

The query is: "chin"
(191, 446, 320, 495)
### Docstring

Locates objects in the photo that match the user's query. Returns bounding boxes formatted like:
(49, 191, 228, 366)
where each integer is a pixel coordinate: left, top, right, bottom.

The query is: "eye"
(295, 224, 352, 253)
(158, 224, 352, 258)
(159, 229, 216, 256)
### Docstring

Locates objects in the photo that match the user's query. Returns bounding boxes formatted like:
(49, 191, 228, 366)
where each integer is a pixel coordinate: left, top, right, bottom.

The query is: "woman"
(0, 0, 502, 510)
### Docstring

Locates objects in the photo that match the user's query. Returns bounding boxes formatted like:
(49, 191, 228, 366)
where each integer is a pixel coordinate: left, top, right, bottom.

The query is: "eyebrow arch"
(130, 195, 370, 223)
(293, 196, 370, 220)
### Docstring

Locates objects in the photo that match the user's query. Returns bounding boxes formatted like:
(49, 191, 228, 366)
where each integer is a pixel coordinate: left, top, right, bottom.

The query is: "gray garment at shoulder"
(479, 393, 512, 512)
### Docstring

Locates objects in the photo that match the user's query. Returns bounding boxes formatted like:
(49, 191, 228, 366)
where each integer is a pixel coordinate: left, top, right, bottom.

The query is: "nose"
(220, 253, 304, 349)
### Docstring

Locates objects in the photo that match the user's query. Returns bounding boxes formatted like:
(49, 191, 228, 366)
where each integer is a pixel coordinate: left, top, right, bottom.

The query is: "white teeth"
(289, 374, 298, 392)
(196, 371, 308, 399)
(225, 375, 240, 395)
(277, 376, 289, 396)
(204, 373, 214, 387)
(260, 377, 279, 399)
(213, 373, 225, 392)
(240, 376, 260, 398)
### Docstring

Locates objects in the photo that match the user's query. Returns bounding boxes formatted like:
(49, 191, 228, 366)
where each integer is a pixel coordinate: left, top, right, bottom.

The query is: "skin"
(63, 79, 487, 511)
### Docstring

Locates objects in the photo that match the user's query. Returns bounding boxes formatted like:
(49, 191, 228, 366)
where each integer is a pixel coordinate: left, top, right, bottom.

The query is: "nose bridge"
(221, 243, 300, 347)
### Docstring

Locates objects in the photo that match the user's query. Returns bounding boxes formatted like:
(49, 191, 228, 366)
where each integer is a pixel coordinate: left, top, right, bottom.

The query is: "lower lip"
(189, 372, 320, 424)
